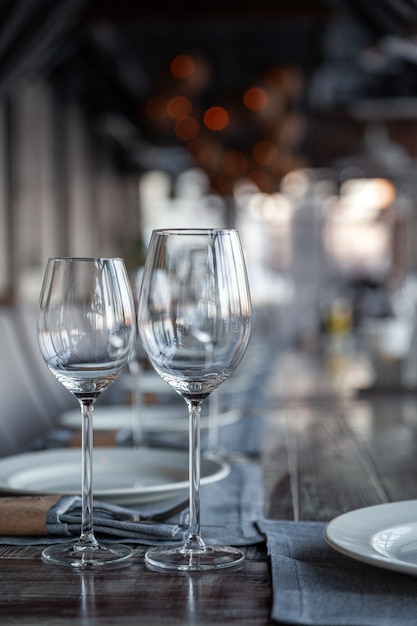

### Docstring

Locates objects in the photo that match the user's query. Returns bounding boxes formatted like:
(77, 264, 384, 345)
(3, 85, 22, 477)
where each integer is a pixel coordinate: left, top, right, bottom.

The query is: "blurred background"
(3, 0, 417, 394)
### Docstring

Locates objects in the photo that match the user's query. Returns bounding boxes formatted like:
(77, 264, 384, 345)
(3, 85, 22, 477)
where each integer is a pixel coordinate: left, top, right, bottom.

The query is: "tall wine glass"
(137, 229, 251, 571)
(38, 257, 135, 567)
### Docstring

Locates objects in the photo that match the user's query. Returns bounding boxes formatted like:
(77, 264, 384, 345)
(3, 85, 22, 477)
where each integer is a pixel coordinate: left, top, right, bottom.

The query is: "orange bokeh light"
(166, 96, 192, 120)
(243, 87, 269, 111)
(247, 170, 272, 192)
(203, 106, 229, 131)
(187, 138, 211, 163)
(187, 138, 223, 171)
(253, 140, 278, 166)
(221, 150, 248, 177)
(265, 66, 304, 99)
(175, 116, 200, 141)
(170, 54, 196, 79)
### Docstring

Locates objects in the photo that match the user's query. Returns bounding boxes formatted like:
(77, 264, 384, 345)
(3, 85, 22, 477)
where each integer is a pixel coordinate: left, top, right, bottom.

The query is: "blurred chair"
(14, 306, 75, 417)
(0, 308, 56, 457)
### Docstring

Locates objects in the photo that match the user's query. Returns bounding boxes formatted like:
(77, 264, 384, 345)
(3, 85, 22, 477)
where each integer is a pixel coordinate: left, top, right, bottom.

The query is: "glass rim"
(46, 257, 125, 262)
(152, 228, 237, 235)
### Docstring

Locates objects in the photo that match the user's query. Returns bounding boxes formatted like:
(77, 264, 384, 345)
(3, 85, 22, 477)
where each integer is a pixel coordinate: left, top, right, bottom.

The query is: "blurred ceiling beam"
(80, 0, 333, 23)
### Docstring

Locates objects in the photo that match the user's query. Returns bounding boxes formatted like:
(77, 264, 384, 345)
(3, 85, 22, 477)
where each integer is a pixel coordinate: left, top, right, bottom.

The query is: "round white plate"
(0, 447, 229, 506)
(58, 404, 241, 433)
(325, 500, 417, 577)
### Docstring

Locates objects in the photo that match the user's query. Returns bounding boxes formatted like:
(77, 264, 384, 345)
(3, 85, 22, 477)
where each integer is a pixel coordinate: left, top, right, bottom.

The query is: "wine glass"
(38, 257, 135, 567)
(137, 229, 251, 571)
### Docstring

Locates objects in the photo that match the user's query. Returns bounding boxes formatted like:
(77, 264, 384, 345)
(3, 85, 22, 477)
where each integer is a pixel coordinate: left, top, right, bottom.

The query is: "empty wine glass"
(137, 229, 251, 571)
(38, 257, 135, 567)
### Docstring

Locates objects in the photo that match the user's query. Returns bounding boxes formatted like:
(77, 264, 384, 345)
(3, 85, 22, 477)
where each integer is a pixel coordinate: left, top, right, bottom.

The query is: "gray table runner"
(258, 519, 417, 626)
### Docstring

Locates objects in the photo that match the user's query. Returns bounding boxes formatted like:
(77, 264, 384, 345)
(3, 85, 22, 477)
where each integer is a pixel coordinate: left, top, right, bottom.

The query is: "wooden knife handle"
(0, 495, 60, 535)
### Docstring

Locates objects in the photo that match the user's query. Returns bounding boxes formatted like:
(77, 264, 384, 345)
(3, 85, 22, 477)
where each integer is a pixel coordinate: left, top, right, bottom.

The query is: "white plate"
(58, 404, 241, 432)
(0, 447, 230, 506)
(325, 500, 417, 577)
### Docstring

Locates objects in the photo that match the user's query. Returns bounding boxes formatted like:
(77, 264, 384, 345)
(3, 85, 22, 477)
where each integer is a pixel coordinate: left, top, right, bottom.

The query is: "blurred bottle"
(324, 297, 353, 339)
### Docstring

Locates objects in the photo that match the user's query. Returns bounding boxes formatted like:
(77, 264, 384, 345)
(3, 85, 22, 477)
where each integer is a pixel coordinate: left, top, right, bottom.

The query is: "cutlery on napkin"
(0, 495, 186, 540)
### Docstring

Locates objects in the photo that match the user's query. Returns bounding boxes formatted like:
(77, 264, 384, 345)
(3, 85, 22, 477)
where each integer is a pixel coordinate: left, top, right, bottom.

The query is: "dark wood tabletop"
(1, 346, 416, 625)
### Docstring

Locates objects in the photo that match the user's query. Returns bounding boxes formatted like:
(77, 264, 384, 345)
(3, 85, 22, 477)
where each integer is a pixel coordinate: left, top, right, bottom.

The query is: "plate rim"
(325, 499, 417, 576)
(58, 404, 241, 432)
(0, 446, 230, 499)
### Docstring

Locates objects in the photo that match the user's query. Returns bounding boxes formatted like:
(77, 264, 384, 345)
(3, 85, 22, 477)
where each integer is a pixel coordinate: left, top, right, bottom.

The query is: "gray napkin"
(258, 520, 417, 626)
(46, 495, 183, 543)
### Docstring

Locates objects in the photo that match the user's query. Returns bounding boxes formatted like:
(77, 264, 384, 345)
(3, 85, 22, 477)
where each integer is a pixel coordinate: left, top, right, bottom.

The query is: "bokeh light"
(203, 106, 229, 131)
(243, 87, 269, 111)
(221, 150, 248, 177)
(175, 116, 200, 141)
(340, 178, 396, 212)
(166, 96, 192, 120)
(253, 140, 278, 166)
(187, 138, 223, 171)
(247, 170, 272, 193)
(264, 66, 304, 100)
(170, 54, 196, 79)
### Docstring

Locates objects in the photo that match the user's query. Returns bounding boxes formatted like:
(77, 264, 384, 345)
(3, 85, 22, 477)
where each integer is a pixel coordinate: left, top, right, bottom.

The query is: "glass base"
(42, 540, 133, 568)
(145, 543, 245, 572)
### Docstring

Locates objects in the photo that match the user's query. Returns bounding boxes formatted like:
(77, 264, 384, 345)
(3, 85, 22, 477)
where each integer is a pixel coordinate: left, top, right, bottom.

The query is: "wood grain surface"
(1, 349, 417, 625)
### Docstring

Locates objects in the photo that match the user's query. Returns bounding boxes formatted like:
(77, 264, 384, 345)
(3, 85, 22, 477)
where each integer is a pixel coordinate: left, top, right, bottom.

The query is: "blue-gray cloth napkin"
(46, 495, 184, 543)
(258, 519, 417, 626)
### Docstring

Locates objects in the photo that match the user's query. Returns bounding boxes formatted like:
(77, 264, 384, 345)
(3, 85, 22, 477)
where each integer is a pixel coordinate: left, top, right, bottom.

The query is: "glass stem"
(79, 399, 97, 546)
(208, 389, 220, 454)
(129, 356, 143, 448)
(185, 399, 205, 550)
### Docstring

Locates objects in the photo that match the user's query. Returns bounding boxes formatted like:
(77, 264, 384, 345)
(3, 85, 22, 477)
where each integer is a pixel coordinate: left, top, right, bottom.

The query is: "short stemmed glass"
(137, 229, 252, 571)
(38, 257, 135, 567)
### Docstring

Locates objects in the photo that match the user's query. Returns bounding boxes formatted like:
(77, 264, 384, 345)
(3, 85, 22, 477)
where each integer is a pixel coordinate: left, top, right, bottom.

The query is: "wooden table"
(1, 348, 417, 625)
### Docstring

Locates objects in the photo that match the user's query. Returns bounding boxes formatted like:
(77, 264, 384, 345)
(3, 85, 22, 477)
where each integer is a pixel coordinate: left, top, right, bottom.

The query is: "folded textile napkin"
(258, 520, 417, 626)
(0, 459, 264, 547)
(46, 495, 183, 543)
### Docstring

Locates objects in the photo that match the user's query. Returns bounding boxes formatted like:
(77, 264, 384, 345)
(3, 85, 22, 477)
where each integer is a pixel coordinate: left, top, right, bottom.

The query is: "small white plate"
(325, 500, 417, 577)
(58, 404, 241, 433)
(0, 447, 229, 506)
